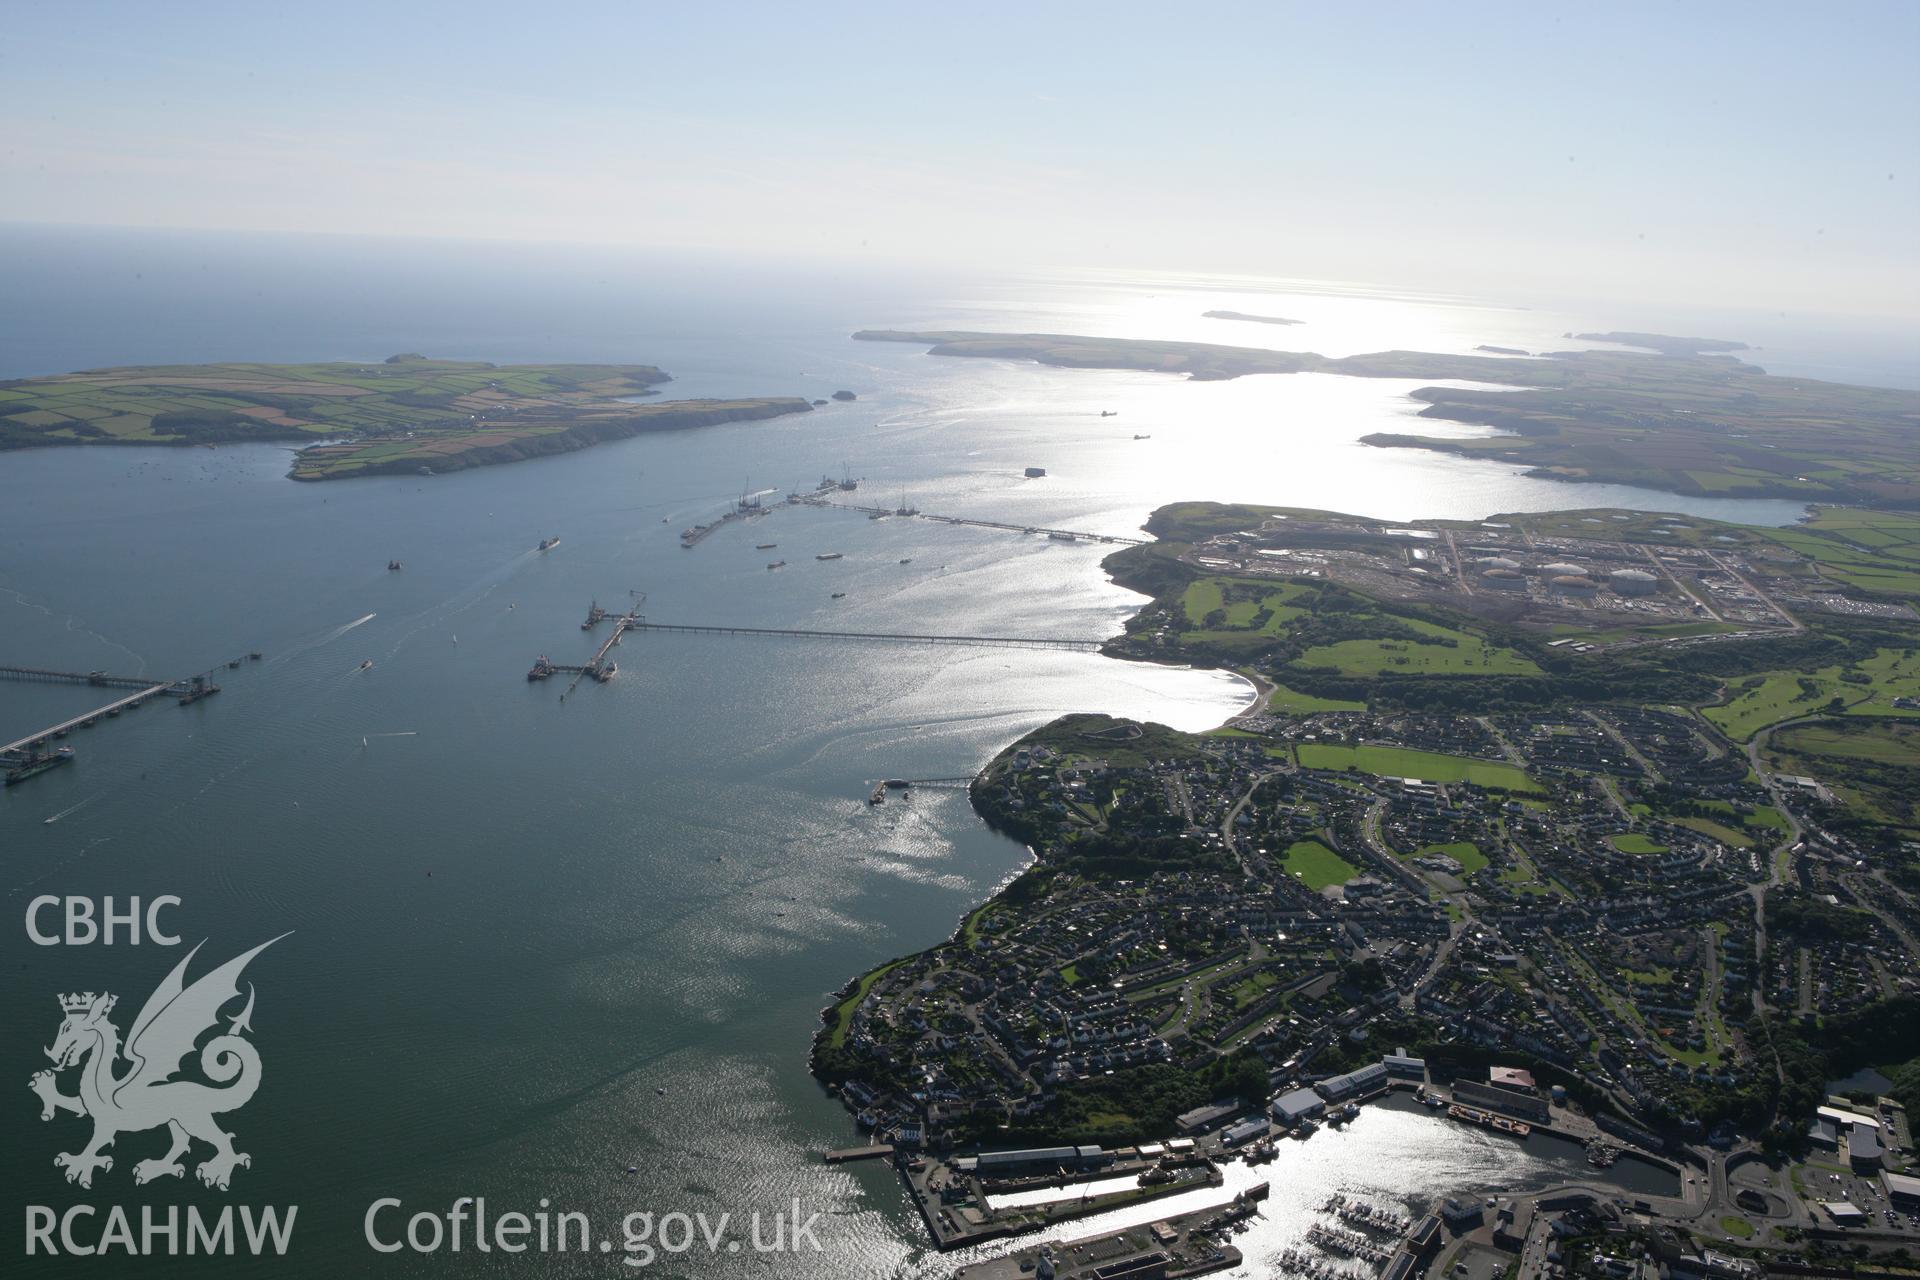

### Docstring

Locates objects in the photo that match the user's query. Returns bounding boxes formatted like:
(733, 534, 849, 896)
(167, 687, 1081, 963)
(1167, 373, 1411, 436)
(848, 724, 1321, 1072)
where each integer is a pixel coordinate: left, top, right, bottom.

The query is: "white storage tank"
(1610, 568, 1659, 596)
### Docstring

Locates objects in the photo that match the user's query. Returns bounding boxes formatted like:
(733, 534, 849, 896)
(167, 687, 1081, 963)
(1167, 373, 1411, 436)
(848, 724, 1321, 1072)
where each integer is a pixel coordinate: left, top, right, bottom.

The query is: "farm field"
(0, 357, 670, 446)
(1758, 508, 1920, 598)
(0, 356, 812, 481)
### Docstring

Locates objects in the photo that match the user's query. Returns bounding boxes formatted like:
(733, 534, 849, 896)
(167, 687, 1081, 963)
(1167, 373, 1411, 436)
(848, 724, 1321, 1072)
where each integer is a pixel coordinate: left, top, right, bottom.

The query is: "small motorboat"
(359, 659, 374, 671)
(831, 592, 847, 599)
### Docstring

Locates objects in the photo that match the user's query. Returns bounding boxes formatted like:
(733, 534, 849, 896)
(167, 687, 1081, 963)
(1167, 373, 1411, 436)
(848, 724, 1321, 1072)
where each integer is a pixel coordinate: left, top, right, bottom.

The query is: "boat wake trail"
(43, 797, 94, 825)
(269, 612, 379, 666)
(0, 585, 150, 675)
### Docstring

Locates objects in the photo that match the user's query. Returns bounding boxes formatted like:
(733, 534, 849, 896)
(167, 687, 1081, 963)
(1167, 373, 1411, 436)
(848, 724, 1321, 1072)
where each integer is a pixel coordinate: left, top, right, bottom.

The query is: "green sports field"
(1293, 743, 1541, 792)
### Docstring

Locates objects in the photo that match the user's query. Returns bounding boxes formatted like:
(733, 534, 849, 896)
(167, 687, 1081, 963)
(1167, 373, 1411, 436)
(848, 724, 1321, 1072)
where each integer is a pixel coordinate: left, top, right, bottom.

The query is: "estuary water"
(0, 227, 1882, 1276)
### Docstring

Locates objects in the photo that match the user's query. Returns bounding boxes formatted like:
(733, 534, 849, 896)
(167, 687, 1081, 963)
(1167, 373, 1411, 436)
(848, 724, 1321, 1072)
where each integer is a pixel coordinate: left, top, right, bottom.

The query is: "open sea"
(2, 225, 1912, 1276)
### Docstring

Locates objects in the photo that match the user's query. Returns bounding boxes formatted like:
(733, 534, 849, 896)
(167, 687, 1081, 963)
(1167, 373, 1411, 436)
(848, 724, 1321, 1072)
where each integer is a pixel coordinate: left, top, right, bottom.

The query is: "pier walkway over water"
(532, 604, 1106, 692)
(0, 665, 221, 761)
(813, 500, 1147, 546)
(622, 620, 1103, 652)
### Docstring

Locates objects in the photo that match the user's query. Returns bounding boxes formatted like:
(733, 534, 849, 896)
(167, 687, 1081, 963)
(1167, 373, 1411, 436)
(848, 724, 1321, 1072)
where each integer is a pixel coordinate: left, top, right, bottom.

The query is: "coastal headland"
(854, 329, 1920, 507)
(812, 495, 1920, 1248)
(0, 355, 813, 481)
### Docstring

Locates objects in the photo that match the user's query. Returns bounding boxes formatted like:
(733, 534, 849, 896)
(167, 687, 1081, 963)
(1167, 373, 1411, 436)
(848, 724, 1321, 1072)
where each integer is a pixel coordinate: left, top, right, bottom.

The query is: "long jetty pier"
(531, 604, 1106, 692)
(622, 620, 1103, 651)
(814, 500, 1146, 546)
(0, 666, 222, 777)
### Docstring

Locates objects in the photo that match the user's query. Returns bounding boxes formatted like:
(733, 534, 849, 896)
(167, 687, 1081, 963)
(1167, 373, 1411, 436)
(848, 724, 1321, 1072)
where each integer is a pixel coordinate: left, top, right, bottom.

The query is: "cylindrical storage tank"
(1477, 556, 1521, 571)
(1550, 574, 1600, 597)
(1480, 568, 1526, 591)
(1610, 568, 1658, 596)
(1540, 562, 1587, 578)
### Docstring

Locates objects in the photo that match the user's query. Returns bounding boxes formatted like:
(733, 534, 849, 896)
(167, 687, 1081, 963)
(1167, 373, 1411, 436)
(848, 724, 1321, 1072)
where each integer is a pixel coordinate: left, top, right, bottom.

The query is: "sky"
(5, 1, 1917, 316)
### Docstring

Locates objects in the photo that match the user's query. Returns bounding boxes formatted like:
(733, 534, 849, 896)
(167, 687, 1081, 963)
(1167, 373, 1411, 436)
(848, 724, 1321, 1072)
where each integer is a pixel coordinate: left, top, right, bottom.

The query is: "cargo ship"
(1024, 466, 1047, 478)
(681, 486, 769, 548)
(1446, 1102, 1531, 1139)
(527, 657, 555, 681)
(4, 747, 75, 787)
(816, 552, 843, 561)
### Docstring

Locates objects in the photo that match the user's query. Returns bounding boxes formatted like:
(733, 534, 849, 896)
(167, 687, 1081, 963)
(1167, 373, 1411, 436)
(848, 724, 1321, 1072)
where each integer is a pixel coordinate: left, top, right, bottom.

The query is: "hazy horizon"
(7, 2, 1917, 319)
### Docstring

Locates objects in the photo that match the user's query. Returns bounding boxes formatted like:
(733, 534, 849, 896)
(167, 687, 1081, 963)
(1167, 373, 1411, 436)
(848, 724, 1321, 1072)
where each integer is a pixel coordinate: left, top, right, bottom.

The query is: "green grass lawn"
(1267, 682, 1366, 714)
(1181, 579, 1225, 624)
(1178, 578, 1315, 648)
(1609, 833, 1669, 855)
(827, 958, 905, 1048)
(1703, 648, 1920, 740)
(1280, 839, 1359, 890)
(1291, 618, 1539, 677)
(1294, 742, 1541, 792)
(1719, 1215, 1756, 1239)
(1220, 968, 1282, 1011)
(1666, 815, 1753, 847)
(1766, 719, 1920, 827)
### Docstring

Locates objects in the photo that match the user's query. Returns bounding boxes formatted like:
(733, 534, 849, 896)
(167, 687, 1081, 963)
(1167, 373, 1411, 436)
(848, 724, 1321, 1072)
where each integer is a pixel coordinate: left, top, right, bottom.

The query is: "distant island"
(1475, 344, 1529, 356)
(0, 356, 811, 481)
(854, 329, 1920, 508)
(1570, 331, 1750, 357)
(1203, 309, 1304, 326)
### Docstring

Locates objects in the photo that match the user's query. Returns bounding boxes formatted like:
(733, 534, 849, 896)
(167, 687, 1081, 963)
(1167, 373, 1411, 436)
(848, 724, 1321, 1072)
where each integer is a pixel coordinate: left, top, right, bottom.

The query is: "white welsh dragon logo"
(29, 935, 287, 1191)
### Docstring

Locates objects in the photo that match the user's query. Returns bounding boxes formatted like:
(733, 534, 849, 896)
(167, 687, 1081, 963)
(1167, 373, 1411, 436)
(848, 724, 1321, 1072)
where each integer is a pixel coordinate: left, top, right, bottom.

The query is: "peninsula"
(854, 329, 1920, 508)
(0, 356, 812, 481)
(814, 496, 1920, 1254)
